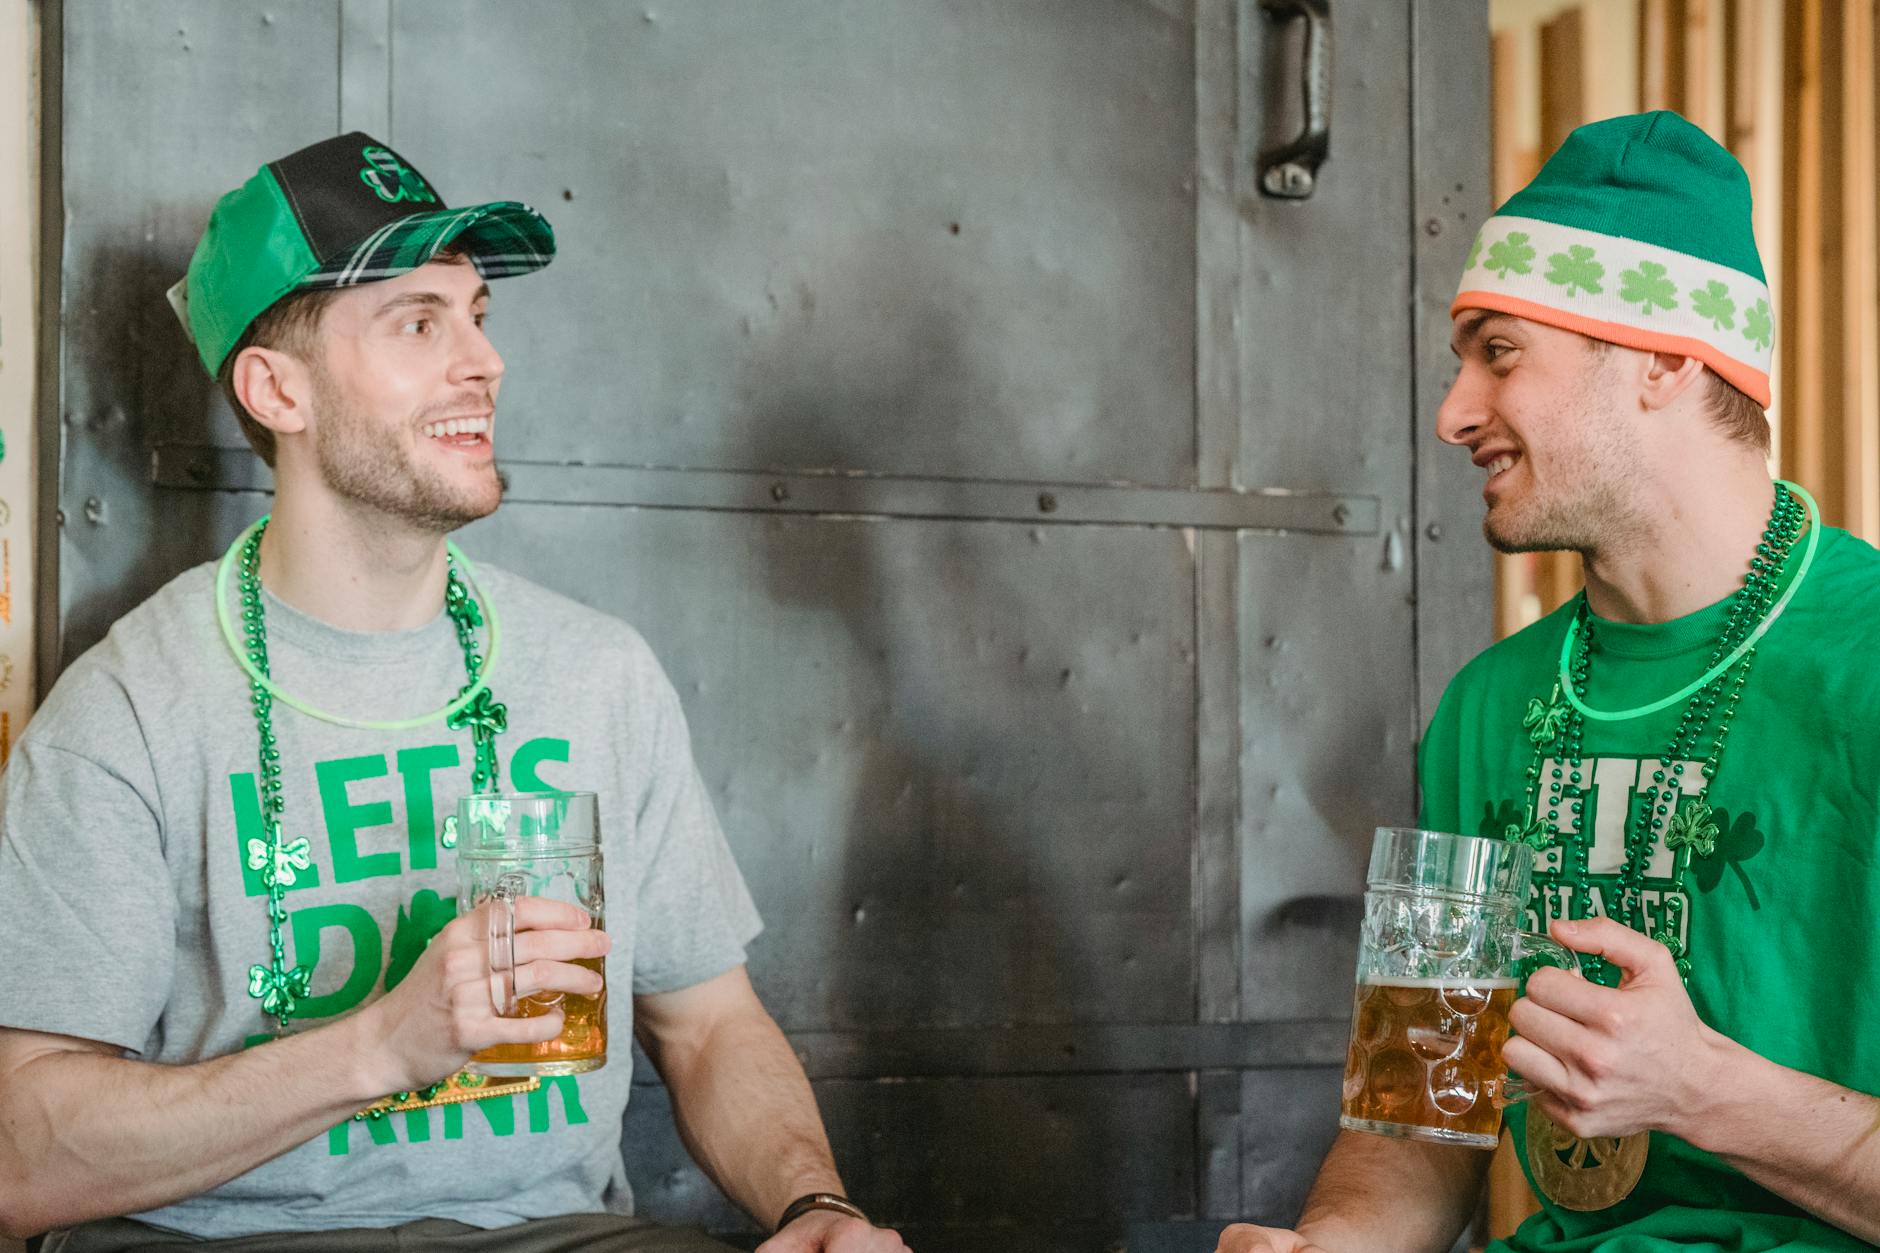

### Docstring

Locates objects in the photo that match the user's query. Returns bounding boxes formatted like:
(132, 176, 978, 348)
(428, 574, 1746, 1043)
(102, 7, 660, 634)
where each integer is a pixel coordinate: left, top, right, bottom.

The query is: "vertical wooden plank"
(1782, 0, 1829, 517)
(1830, 0, 1878, 541)
(1727, 0, 1784, 466)
(1540, 11, 1587, 155)
(1681, 0, 1726, 138)
(1492, 28, 1525, 205)
(1640, 0, 1678, 112)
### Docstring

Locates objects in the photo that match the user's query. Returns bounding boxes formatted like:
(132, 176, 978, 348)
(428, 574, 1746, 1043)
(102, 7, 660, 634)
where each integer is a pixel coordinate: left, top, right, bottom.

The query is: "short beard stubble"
(309, 362, 504, 534)
(1481, 353, 1651, 559)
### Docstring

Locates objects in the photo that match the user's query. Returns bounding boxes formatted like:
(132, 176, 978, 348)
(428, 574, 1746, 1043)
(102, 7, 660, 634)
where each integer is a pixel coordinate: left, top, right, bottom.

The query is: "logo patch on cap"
(358, 145, 437, 206)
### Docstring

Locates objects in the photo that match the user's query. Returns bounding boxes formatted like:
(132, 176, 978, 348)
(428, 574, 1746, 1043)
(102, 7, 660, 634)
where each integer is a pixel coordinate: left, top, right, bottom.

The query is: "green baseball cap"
(168, 131, 555, 376)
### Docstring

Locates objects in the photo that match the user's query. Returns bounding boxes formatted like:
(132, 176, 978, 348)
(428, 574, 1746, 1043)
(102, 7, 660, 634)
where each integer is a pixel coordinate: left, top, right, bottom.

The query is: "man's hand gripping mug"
(1340, 827, 1577, 1148)
(455, 791, 608, 1076)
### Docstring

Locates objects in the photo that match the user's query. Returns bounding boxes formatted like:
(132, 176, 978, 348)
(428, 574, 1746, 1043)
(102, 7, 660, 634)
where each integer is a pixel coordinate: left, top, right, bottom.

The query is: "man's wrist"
(334, 1001, 403, 1102)
(1669, 1025, 1757, 1150)
(776, 1192, 868, 1232)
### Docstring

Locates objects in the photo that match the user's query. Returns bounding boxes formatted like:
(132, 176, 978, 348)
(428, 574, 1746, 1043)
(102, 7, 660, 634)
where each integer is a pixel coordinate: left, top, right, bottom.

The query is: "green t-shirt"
(1419, 526, 1880, 1253)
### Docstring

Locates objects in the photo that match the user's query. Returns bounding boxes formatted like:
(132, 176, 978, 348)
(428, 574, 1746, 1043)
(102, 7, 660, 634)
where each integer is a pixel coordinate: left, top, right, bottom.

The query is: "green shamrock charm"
(1505, 816, 1556, 850)
(1522, 692, 1570, 746)
(1618, 261, 1679, 315)
(1484, 232, 1536, 278)
(445, 576, 484, 628)
(1544, 245, 1605, 296)
(439, 814, 459, 849)
(448, 687, 508, 738)
(246, 834, 312, 887)
(1690, 280, 1737, 331)
(1664, 798, 1722, 859)
(247, 961, 313, 1019)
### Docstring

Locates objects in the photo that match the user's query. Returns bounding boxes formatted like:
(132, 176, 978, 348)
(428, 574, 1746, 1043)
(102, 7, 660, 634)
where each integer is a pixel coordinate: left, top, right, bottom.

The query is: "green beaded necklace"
(1510, 481, 1812, 987)
(220, 516, 507, 1033)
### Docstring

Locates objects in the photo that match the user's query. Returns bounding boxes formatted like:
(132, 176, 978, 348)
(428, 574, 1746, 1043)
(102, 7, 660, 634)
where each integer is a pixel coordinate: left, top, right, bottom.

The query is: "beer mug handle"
(487, 871, 526, 1017)
(1497, 929, 1582, 1107)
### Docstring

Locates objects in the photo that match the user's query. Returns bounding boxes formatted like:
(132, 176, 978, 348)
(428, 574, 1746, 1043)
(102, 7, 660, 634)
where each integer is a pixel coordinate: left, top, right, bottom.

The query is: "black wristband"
(775, 1192, 868, 1232)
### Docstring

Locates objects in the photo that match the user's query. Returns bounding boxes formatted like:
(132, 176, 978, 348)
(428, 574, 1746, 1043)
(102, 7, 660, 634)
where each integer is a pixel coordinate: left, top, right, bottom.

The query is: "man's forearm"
(1680, 1037, 1880, 1244)
(651, 1008, 843, 1230)
(1292, 1129, 1488, 1253)
(0, 1016, 386, 1238)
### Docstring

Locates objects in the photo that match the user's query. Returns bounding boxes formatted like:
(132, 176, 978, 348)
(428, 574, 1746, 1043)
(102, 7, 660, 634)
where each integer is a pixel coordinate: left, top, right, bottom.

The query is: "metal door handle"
(1258, 0, 1332, 199)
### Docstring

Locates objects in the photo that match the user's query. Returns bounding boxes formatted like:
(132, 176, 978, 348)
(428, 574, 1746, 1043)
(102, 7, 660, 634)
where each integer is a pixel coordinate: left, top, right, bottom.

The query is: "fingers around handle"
(1498, 930, 1580, 1106)
(1514, 930, 1581, 983)
(487, 872, 526, 1016)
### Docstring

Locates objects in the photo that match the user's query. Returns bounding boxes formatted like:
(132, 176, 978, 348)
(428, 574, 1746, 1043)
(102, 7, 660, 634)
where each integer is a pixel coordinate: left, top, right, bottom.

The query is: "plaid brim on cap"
(299, 200, 555, 289)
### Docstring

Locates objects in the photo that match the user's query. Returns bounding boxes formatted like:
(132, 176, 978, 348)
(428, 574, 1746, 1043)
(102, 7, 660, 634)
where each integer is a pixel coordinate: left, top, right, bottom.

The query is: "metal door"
(43, 2, 1490, 1247)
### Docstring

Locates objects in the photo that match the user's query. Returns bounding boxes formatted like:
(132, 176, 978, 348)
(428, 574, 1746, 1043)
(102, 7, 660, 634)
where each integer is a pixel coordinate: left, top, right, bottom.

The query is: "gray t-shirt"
(0, 559, 762, 1237)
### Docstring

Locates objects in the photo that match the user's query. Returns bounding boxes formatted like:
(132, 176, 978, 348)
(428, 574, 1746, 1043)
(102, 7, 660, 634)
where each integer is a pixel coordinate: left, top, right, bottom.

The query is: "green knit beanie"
(1453, 110, 1772, 407)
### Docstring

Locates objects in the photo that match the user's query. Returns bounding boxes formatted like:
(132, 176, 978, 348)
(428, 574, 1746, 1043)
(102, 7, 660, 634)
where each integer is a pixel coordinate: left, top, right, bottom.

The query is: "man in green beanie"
(1218, 110, 1880, 1252)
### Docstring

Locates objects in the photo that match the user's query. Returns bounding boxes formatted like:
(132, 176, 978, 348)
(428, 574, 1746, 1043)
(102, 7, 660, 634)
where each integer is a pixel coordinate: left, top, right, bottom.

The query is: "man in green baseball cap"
(0, 134, 907, 1253)
(1217, 111, 1880, 1252)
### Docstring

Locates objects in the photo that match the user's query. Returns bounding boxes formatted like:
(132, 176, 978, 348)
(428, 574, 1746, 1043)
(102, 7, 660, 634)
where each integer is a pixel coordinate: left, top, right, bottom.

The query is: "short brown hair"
(215, 245, 472, 467)
(216, 288, 342, 467)
(1585, 337, 1770, 454)
(1702, 371, 1771, 455)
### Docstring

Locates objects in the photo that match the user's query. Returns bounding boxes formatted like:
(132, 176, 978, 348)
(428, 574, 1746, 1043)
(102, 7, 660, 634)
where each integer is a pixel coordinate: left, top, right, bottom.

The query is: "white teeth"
(423, 417, 490, 439)
(1487, 454, 1515, 476)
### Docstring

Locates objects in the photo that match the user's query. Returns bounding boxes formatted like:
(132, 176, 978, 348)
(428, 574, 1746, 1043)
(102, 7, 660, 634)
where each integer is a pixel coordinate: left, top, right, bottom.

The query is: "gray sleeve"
(0, 709, 174, 1052)
(628, 665, 763, 997)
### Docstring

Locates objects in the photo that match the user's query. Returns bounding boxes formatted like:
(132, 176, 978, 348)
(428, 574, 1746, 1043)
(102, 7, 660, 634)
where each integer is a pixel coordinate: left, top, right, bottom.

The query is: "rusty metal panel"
(1237, 1067, 1344, 1225)
(462, 504, 1198, 1030)
(390, 0, 1199, 487)
(55, 0, 339, 665)
(1237, 530, 1418, 1023)
(625, 1072, 1196, 1248)
(1412, 0, 1496, 723)
(1236, 0, 1415, 500)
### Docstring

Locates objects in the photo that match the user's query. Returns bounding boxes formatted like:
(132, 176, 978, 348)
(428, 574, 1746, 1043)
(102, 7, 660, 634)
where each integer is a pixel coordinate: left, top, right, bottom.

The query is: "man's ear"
(1637, 350, 1708, 413)
(229, 346, 313, 438)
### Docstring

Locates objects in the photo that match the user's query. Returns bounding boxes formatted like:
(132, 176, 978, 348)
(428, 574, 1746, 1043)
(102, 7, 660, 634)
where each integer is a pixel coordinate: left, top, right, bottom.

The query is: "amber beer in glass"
(1340, 828, 1576, 1149)
(455, 792, 607, 1076)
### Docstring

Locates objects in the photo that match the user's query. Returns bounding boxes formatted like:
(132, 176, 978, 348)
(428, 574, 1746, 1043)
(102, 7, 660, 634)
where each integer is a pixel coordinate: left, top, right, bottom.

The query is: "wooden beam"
(1640, 0, 1678, 112)
(1492, 28, 1525, 204)
(1682, 0, 1726, 139)
(1726, 0, 1784, 465)
(1781, 0, 1829, 517)
(1829, 0, 1879, 541)
(1541, 10, 1588, 156)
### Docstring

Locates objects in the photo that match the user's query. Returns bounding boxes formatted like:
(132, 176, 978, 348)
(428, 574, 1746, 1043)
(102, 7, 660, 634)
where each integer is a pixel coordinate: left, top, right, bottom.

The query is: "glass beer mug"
(1340, 827, 1577, 1149)
(455, 791, 607, 1076)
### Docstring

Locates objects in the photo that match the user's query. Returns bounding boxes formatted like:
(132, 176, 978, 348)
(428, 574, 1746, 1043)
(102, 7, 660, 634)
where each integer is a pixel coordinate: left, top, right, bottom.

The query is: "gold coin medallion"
(1525, 1104, 1649, 1211)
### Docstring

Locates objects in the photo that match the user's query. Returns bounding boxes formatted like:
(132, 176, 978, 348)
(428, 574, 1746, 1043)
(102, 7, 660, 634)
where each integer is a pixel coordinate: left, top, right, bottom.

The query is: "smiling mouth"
(421, 415, 491, 448)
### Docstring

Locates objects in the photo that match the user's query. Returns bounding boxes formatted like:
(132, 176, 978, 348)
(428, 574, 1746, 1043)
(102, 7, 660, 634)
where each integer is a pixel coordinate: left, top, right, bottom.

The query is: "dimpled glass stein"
(455, 791, 607, 1077)
(1340, 827, 1577, 1149)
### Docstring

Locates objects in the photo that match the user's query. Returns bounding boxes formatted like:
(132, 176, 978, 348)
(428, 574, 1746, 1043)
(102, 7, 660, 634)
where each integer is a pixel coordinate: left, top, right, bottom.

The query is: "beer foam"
(1358, 975, 1518, 989)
